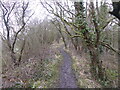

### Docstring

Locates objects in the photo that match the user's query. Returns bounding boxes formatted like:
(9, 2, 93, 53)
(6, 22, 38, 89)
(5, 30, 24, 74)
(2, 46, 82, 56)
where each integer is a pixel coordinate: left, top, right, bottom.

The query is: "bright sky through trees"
(0, 0, 112, 34)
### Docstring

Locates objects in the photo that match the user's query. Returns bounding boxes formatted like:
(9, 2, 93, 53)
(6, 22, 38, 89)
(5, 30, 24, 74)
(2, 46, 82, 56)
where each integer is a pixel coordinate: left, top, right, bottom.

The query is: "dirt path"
(58, 47, 78, 88)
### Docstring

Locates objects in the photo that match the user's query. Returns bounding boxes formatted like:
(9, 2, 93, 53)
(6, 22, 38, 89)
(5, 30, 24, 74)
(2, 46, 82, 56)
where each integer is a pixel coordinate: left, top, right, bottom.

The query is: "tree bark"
(88, 45, 105, 80)
(62, 21, 78, 50)
(118, 21, 120, 88)
(58, 23, 67, 49)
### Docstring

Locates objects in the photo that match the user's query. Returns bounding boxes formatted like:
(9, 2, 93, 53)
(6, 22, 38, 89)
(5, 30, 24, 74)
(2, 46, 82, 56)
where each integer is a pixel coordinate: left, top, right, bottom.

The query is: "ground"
(2, 42, 118, 88)
(58, 46, 78, 88)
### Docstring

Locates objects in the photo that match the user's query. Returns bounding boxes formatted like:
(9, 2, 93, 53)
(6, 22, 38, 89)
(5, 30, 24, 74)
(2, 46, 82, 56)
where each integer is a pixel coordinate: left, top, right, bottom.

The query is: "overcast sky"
(30, 0, 112, 20)
(0, 0, 112, 34)
(0, 0, 112, 21)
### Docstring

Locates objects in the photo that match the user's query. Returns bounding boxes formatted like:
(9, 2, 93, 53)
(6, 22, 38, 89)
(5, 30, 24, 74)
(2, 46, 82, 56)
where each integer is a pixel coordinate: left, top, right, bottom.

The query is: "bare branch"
(12, 2, 29, 53)
(101, 17, 115, 30)
(40, 1, 54, 14)
(18, 39, 26, 65)
(100, 41, 120, 55)
(0, 1, 8, 16)
(56, 2, 75, 16)
(6, 2, 16, 23)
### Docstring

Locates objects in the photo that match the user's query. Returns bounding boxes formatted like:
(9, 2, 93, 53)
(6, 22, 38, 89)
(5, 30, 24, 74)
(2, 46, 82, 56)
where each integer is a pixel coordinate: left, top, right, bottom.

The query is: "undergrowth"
(98, 69, 118, 87)
(32, 53, 62, 88)
(65, 47, 118, 88)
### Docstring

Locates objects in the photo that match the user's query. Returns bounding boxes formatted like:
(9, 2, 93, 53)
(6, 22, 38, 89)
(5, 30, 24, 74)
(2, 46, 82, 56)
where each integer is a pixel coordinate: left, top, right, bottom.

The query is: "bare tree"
(0, 1, 33, 66)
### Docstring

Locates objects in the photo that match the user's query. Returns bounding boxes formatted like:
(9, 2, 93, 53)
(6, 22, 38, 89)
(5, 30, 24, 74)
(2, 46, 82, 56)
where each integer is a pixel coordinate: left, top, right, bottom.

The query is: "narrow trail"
(58, 47, 78, 88)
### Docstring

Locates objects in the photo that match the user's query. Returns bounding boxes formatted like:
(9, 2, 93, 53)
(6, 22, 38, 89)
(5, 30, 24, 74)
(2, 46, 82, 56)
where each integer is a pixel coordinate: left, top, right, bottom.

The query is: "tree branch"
(100, 41, 120, 55)
(11, 2, 29, 53)
(101, 17, 115, 30)
(6, 2, 16, 23)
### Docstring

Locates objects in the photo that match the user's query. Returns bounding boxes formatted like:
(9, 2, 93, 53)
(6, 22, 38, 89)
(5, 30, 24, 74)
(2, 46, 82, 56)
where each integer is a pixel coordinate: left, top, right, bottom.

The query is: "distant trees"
(23, 19, 59, 59)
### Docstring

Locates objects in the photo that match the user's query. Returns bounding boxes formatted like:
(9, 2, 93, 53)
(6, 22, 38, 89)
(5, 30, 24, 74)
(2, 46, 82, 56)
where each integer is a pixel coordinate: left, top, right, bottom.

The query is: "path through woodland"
(58, 47, 78, 88)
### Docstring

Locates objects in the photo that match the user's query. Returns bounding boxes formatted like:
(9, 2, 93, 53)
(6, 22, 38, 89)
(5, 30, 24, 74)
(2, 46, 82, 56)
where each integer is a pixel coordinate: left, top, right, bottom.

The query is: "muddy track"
(58, 47, 78, 88)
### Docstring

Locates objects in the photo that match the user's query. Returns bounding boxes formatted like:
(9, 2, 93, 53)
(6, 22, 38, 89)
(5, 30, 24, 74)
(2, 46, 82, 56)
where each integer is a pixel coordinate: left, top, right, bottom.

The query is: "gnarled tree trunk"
(88, 45, 105, 80)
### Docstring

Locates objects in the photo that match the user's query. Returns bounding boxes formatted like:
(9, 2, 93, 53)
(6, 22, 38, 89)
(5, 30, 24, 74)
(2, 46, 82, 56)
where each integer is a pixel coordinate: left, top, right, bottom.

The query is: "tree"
(0, 1, 33, 66)
(41, 0, 120, 81)
(109, 0, 120, 87)
(51, 19, 67, 49)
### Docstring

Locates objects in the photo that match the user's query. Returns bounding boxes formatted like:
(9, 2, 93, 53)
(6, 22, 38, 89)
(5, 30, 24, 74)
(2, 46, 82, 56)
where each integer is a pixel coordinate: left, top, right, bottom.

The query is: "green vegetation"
(32, 54, 62, 88)
(1, 0, 119, 88)
(11, 46, 62, 88)
(98, 69, 118, 87)
(67, 49, 101, 88)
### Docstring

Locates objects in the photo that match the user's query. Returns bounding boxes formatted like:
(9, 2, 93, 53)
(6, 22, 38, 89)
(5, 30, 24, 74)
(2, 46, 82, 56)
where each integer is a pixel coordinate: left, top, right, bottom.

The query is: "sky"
(30, 0, 112, 19)
(1, 0, 112, 18)
(0, 0, 112, 20)
(0, 0, 112, 34)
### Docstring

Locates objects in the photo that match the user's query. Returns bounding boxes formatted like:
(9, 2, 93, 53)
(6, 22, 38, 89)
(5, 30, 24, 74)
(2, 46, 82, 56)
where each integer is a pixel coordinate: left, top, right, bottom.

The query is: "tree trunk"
(88, 45, 105, 80)
(70, 37, 77, 50)
(17, 39, 25, 65)
(74, 2, 83, 51)
(58, 30, 67, 49)
(10, 51, 17, 64)
(118, 21, 120, 88)
(58, 23, 67, 49)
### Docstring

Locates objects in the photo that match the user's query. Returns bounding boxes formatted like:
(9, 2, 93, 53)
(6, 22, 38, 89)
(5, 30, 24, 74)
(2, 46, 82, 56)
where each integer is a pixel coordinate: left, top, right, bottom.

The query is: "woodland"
(0, 0, 120, 88)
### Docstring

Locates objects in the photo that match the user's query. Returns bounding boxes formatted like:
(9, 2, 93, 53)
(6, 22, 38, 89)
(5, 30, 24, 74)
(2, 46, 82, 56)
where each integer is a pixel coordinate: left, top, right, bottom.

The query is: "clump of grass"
(106, 69, 118, 80)
(98, 69, 118, 87)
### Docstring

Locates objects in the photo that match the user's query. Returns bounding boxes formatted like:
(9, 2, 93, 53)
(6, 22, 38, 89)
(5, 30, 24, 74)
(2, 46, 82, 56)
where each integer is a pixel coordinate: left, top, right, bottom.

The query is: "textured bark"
(118, 21, 120, 88)
(10, 51, 17, 64)
(62, 21, 77, 50)
(88, 45, 104, 80)
(58, 23, 67, 49)
(17, 39, 26, 65)
(74, 2, 83, 51)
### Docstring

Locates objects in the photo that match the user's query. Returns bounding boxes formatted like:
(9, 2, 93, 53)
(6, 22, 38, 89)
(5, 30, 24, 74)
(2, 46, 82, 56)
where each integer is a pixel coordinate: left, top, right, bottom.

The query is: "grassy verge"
(98, 68, 118, 87)
(32, 54, 62, 88)
(5, 43, 63, 88)
(65, 48, 118, 88)
(31, 43, 63, 88)
(64, 48, 101, 88)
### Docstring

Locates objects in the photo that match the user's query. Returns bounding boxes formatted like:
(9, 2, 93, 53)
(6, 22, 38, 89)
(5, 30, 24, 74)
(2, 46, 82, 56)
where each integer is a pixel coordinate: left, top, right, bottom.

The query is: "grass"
(31, 44, 63, 88)
(98, 68, 118, 87)
(65, 48, 101, 88)
(2, 42, 63, 88)
(65, 47, 118, 88)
